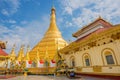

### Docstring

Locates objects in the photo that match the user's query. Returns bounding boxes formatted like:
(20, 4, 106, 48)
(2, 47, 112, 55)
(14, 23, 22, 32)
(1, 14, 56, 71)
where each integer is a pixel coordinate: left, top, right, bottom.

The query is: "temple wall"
(61, 36, 120, 74)
(102, 66, 120, 73)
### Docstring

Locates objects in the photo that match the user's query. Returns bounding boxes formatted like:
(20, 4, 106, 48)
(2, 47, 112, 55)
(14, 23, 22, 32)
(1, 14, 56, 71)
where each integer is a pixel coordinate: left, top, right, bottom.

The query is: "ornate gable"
(73, 17, 113, 39)
(0, 49, 8, 56)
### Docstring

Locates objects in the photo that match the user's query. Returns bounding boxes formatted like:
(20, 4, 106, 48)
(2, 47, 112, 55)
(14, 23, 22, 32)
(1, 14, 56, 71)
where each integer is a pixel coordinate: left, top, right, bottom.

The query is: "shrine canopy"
(0, 41, 6, 49)
(0, 49, 8, 56)
(73, 17, 112, 40)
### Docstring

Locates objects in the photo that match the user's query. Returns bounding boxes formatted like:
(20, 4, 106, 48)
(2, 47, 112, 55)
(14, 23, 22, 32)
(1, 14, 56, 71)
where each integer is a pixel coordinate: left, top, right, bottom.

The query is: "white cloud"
(0, 0, 20, 16)
(8, 20, 16, 24)
(20, 21, 28, 25)
(1, 9, 9, 16)
(64, 7, 73, 15)
(66, 21, 73, 27)
(0, 15, 49, 54)
(60, 0, 120, 27)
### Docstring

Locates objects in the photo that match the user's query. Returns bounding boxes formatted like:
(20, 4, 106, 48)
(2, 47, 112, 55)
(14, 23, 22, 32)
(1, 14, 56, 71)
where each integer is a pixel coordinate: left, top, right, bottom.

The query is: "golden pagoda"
(9, 44, 16, 61)
(17, 45, 25, 62)
(24, 45, 30, 61)
(29, 7, 67, 61)
(0, 41, 8, 73)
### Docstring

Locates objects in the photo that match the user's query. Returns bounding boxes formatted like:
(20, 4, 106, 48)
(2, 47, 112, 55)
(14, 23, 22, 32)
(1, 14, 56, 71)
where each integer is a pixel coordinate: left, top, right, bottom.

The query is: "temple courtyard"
(0, 75, 116, 80)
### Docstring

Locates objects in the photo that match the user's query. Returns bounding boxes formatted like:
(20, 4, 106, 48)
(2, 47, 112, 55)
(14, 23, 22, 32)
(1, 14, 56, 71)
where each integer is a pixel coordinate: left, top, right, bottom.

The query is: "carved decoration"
(87, 42, 96, 47)
(93, 66, 102, 72)
(76, 67, 82, 72)
(111, 32, 120, 40)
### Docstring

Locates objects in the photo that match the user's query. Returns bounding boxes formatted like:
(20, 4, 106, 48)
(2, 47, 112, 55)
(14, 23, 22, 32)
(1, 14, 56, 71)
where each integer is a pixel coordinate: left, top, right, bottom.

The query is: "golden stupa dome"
(29, 7, 67, 61)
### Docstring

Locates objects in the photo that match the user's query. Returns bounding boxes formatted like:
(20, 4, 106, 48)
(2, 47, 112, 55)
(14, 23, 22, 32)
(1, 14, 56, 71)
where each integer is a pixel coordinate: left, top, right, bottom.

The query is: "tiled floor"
(3, 75, 112, 80)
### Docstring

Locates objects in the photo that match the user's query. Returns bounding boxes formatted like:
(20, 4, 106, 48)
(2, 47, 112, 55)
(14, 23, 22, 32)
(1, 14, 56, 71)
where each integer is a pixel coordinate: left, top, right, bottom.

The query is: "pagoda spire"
(29, 7, 68, 62)
(9, 44, 16, 60)
(17, 45, 25, 61)
(24, 45, 30, 61)
(49, 7, 58, 31)
(44, 7, 61, 37)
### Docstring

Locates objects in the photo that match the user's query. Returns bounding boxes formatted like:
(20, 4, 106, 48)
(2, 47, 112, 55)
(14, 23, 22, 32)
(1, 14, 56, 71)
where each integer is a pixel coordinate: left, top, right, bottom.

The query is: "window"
(106, 55, 114, 64)
(102, 49, 117, 65)
(85, 58, 90, 66)
(72, 59, 75, 67)
(83, 54, 91, 66)
(70, 56, 75, 67)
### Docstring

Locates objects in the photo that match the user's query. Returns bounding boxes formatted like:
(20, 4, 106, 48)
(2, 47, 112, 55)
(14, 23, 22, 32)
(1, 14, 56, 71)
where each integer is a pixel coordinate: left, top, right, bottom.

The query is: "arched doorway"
(102, 48, 117, 65)
(82, 53, 91, 66)
(70, 56, 75, 67)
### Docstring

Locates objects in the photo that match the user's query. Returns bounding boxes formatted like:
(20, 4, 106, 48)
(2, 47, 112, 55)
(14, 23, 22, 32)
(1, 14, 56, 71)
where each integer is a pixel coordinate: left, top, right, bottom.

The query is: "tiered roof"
(0, 49, 8, 56)
(0, 41, 8, 56)
(59, 17, 120, 53)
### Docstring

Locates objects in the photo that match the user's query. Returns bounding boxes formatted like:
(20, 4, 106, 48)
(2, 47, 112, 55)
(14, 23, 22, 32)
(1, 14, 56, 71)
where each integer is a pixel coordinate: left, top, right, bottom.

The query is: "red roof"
(73, 18, 112, 38)
(75, 18, 113, 42)
(0, 49, 8, 56)
(75, 27, 111, 42)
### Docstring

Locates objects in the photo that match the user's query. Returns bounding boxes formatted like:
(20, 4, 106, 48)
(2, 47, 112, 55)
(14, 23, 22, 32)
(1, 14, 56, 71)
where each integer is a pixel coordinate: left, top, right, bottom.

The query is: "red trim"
(28, 61, 32, 64)
(73, 18, 113, 37)
(76, 73, 120, 80)
(51, 60, 56, 63)
(0, 75, 16, 79)
(0, 49, 8, 56)
(39, 60, 44, 64)
(75, 27, 111, 42)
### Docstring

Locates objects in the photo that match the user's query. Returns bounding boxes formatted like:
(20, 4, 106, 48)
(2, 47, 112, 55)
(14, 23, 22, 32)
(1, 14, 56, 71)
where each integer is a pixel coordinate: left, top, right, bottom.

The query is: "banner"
(50, 60, 56, 67)
(26, 60, 32, 68)
(38, 60, 44, 67)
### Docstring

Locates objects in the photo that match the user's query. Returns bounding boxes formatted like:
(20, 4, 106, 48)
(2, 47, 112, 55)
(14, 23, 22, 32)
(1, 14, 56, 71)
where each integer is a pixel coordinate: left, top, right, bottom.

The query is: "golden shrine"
(1, 7, 67, 75)
(25, 7, 68, 74)
(0, 41, 8, 74)
(6, 7, 68, 74)
(29, 7, 67, 62)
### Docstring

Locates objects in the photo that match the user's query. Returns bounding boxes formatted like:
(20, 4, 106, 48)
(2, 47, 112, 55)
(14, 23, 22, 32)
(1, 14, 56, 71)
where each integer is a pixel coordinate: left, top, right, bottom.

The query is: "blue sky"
(0, 0, 120, 53)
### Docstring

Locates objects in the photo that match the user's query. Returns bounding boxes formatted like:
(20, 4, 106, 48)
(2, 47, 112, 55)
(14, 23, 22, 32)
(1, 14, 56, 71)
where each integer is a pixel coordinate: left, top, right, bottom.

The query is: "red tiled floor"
(1, 75, 115, 80)
(0, 75, 16, 79)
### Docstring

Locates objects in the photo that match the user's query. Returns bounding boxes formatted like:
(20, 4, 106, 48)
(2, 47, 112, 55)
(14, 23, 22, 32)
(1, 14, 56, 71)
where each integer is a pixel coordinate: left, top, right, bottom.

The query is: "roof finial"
(98, 16, 102, 19)
(24, 45, 30, 61)
(9, 44, 16, 61)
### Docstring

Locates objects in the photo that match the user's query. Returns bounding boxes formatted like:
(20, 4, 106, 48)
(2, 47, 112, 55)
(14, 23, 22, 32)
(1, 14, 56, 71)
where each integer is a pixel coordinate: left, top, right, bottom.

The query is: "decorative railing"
(0, 68, 7, 74)
(28, 67, 56, 74)
(75, 67, 82, 72)
(93, 66, 102, 72)
(111, 32, 120, 40)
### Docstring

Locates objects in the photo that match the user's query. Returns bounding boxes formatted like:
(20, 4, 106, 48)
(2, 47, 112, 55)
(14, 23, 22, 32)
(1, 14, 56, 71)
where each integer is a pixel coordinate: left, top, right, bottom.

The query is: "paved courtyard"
(1, 75, 113, 80)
